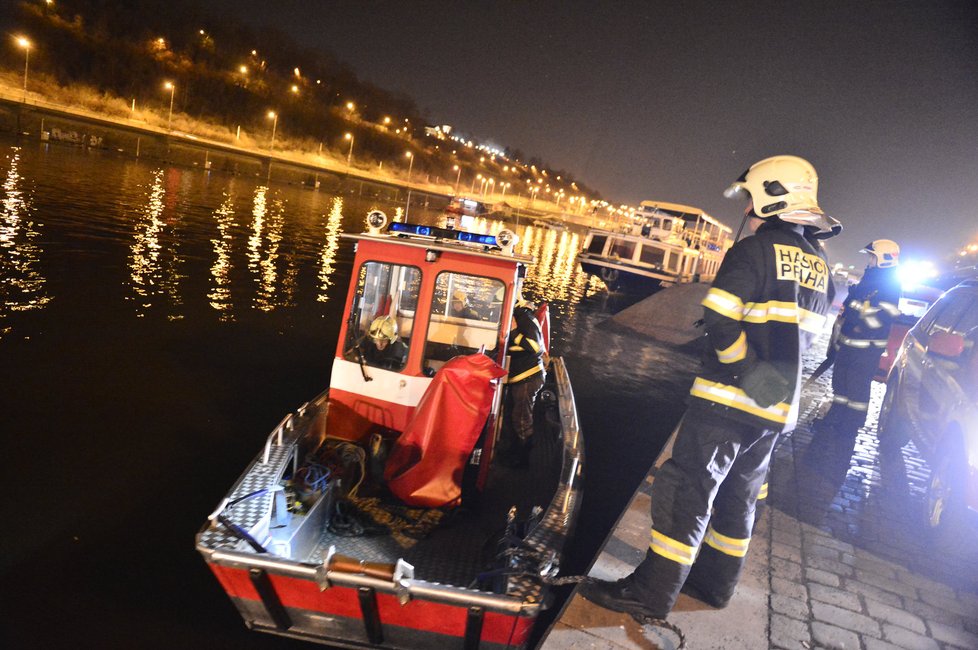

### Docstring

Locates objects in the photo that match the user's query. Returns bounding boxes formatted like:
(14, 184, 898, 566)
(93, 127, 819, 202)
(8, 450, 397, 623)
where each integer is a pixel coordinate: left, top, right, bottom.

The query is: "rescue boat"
(197, 210, 583, 649)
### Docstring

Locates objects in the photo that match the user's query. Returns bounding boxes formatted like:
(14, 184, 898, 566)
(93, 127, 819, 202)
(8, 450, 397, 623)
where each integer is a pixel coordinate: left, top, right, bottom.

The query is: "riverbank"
(0, 80, 594, 226)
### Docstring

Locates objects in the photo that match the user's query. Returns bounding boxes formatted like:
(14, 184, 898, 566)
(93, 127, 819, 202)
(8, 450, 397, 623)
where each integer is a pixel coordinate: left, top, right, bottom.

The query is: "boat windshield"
(343, 261, 421, 371)
(423, 272, 505, 375)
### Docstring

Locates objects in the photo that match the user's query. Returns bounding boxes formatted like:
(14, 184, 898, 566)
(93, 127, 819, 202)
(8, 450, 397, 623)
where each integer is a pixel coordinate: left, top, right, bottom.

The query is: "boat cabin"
(329, 214, 528, 438)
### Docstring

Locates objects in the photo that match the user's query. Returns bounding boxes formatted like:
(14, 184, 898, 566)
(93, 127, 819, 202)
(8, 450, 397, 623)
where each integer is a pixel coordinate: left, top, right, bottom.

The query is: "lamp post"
(404, 151, 414, 219)
(16, 37, 30, 101)
(452, 165, 461, 195)
(267, 110, 278, 150)
(471, 173, 482, 194)
(344, 132, 355, 171)
(163, 81, 175, 131)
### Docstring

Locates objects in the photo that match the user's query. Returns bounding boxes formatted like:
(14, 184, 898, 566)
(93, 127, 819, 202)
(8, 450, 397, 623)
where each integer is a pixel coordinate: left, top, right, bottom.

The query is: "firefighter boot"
(579, 577, 666, 624)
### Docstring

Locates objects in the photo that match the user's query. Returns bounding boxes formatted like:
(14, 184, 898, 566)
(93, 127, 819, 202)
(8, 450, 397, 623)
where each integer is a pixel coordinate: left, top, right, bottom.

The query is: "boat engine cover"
(385, 354, 507, 508)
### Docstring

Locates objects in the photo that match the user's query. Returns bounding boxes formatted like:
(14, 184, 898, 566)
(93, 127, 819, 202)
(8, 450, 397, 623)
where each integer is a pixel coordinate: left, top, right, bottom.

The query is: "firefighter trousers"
(627, 408, 779, 615)
(824, 343, 884, 438)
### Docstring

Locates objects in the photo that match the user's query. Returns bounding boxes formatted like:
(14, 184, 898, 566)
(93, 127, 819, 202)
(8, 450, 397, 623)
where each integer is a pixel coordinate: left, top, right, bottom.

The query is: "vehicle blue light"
(388, 221, 498, 247)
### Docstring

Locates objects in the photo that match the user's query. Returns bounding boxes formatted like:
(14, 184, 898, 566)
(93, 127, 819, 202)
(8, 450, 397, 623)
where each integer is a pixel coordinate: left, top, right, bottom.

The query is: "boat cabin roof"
(638, 200, 731, 233)
(342, 221, 534, 265)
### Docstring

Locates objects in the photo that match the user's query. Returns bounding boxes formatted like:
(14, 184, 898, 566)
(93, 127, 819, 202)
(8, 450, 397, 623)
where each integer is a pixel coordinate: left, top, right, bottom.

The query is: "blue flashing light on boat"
(388, 221, 498, 247)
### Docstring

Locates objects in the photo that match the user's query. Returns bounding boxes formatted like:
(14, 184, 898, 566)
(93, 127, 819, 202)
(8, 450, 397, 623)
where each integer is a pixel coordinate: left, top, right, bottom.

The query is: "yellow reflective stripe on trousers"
(716, 331, 748, 364)
(704, 526, 750, 558)
(690, 377, 790, 424)
(702, 287, 745, 320)
(650, 529, 697, 565)
(758, 482, 769, 500)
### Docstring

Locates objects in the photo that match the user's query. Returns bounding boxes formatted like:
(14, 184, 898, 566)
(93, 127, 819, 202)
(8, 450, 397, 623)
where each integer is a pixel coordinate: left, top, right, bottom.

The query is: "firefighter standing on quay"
(813, 240, 901, 442)
(581, 155, 840, 620)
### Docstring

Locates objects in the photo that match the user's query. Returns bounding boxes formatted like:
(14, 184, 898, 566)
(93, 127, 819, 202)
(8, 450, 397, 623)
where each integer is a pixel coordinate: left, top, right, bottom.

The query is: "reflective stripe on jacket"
(693, 221, 834, 430)
(838, 266, 901, 345)
(507, 309, 545, 383)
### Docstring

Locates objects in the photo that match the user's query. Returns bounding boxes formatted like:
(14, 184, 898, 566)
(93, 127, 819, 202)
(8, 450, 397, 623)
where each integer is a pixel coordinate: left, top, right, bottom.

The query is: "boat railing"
(262, 413, 295, 465)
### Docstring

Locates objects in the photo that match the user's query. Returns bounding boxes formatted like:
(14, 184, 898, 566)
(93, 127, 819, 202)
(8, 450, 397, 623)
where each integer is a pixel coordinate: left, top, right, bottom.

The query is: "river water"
(0, 136, 699, 648)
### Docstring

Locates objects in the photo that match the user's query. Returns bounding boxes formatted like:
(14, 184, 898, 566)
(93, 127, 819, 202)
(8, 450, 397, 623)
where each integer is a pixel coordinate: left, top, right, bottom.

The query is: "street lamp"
(163, 81, 175, 130)
(267, 110, 278, 150)
(344, 132, 355, 171)
(404, 151, 414, 219)
(452, 165, 461, 195)
(471, 173, 482, 194)
(16, 37, 31, 101)
(405, 151, 414, 181)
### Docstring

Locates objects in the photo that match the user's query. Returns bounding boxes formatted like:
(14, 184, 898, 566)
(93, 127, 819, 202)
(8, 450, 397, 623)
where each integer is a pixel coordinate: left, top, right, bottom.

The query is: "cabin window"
(639, 246, 665, 267)
(586, 235, 607, 254)
(610, 239, 635, 260)
(423, 272, 505, 375)
(666, 252, 681, 273)
(343, 261, 421, 371)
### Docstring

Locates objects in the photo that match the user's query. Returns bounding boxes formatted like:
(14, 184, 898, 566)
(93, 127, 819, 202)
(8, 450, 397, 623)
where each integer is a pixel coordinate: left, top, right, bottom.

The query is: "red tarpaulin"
(385, 354, 507, 508)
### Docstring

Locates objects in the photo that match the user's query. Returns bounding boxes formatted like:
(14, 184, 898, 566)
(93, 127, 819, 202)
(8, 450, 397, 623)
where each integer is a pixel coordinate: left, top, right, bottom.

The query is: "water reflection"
(247, 185, 292, 312)
(317, 197, 344, 302)
(129, 169, 168, 316)
(0, 147, 51, 336)
(208, 192, 236, 320)
(518, 225, 599, 322)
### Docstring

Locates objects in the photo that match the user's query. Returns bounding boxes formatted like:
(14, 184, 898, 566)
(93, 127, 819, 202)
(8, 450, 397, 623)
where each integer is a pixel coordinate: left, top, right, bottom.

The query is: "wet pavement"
(542, 333, 978, 649)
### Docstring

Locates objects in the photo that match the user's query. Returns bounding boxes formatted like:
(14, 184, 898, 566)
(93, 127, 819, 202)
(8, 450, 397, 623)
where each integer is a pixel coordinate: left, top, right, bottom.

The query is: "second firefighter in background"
(815, 240, 901, 442)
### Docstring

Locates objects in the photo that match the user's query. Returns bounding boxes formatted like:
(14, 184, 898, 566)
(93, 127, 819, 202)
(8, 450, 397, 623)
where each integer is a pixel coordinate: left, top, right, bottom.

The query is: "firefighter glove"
(740, 361, 791, 408)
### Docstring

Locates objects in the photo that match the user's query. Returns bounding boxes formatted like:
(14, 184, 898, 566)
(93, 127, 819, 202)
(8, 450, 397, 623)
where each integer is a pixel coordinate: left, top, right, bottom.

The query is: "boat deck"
(306, 426, 563, 590)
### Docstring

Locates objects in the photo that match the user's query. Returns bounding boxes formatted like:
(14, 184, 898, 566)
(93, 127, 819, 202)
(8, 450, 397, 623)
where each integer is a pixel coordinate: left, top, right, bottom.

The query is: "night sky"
(211, 0, 978, 269)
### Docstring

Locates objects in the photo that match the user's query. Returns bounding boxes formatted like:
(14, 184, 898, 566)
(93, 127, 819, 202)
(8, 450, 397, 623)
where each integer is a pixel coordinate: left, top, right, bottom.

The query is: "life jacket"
(692, 221, 834, 431)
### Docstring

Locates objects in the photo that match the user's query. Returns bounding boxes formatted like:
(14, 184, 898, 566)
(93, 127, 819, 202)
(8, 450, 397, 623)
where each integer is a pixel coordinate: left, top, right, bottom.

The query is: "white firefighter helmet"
(861, 239, 900, 268)
(367, 315, 398, 343)
(724, 155, 842, 237)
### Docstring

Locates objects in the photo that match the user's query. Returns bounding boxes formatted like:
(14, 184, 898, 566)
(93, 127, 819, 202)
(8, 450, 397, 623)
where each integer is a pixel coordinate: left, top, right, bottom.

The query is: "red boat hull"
(208, 563, 535, 649)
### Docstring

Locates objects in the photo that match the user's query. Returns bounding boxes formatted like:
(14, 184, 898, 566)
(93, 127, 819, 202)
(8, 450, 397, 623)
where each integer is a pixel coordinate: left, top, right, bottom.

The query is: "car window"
(923, 289, 972, 340)
(950, 294, 978, 350)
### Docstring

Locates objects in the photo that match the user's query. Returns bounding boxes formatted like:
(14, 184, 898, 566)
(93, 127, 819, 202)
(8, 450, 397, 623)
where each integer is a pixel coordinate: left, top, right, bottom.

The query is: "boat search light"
(366, 210, 388, 234)
(496, 229, 518, 255)
(425, 249, 440, 262)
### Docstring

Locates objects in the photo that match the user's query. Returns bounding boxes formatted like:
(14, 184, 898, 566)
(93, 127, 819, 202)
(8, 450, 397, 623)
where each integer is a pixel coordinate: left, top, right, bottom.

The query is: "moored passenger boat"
(197, 211, 583, 649)
(578, 200, 732, 293)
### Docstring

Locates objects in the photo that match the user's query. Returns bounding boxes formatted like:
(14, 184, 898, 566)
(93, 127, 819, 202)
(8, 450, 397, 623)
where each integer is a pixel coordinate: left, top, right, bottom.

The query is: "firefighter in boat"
(813, 240, 901, 442)
(356, 315, 409, 370)
(582, 155, 840, 620)
(498, 302, 547, 468)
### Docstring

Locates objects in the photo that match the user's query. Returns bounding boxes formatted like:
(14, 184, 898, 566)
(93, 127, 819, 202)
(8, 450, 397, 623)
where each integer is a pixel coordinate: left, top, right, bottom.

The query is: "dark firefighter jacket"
(507, 307, 545, 384)
(692, 220, 834, 431)
(838, 266, 901, 347)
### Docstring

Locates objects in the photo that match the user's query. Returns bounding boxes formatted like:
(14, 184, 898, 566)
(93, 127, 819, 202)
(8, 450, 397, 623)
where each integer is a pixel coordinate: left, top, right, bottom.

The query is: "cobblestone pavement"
(543, 336, 978, 649)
